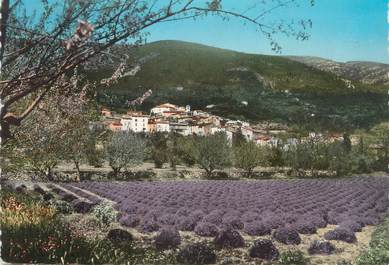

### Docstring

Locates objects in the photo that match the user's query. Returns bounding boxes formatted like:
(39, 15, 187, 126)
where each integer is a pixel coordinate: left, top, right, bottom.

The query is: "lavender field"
(63, 177, 389, 241)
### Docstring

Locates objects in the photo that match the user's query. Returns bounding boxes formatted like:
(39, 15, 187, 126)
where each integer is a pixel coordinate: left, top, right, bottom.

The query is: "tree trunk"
(74, 161, 81, 182)
(112, 167, 121, 177)
(0, 1, 9, 145)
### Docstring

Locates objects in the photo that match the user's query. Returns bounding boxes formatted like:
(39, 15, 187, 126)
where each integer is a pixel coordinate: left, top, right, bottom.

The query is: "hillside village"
(101, 103, 346, 146)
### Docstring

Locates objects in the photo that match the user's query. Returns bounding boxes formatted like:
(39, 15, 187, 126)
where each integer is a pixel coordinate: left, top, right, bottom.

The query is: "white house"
(121, 114, 149, 133)
(156, 120, 170, 133)
(150, 103, 178, 115)
(170, 122, 192, 136)
(210, 126, 225, 135)
(191, 125, 206, 136)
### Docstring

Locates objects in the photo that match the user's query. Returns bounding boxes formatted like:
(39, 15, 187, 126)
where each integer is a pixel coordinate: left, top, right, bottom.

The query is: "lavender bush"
(63, 177, 389, 236)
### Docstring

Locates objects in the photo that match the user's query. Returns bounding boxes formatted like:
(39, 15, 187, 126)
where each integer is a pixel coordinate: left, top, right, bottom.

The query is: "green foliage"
(367, 123, 389, 172)
(176, 136, 197, 167)
(12, 116, 63, 180)
(105, 131, 146, 174)
(115, 170, 157, 181)
(193, 132, 232, 177)
(356, 219, 389, 265)
(279, 250, 310, 265)
(234, 141, 269, 176)
(167, 133, 181, 170)
(91, 200, 118, 227)
(268, 145, 285, 168)
(149, 132, 169, 168)
(1, 189, 178, 264)
(95, 40, 389, 132)
(52, 200, 73, 215)
(328, 142, 352, 177)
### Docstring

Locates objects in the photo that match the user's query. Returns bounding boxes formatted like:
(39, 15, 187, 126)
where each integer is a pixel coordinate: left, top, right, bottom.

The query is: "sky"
(25, 0, 389, 63)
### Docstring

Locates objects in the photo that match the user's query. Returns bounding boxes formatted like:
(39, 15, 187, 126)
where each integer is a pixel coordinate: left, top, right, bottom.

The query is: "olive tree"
(105, 131, 146, 175)
(234, 141, 269, 177)
(194, 132, 232, 177)
(9, 90, 94, 180)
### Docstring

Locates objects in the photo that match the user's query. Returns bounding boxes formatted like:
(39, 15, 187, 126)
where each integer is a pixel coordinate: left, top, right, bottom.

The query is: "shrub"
(248, 239, 279, 261)
(177, 242, 216, 264)
(106, 228, 133, 247)
(222, 215, 244, 230)
(53, 200, 73, 214)
(72, 199, 94, 214)
(61, 193, 77, 202)
(243, 221, 271, 236)
(116, 170, 156, 181)
(0, 189, 179, 264)
(203, 210, 223, 224)
(204, 171, 230, 180)
(339, 221, 363, 232)
(178, 217, 198, 231)
(308, 240, 336, 255)
(15, 184, 27, 193)
(91, 200, 117, 227)
(33, 184, 45, 195)
(139, 219, 160, 233)
(194, 222, 219, 237)
(158, 214, 178, 226)
(42, 192, 54, 201)
(357, 247, 389, 265)
(324, 228, 357, 243)
(155, 228, 181, 250)
(356, 218, 389, 265)
(214, 229, 245, 249)
(273, 227, 301, 245)
(119, 214, 140, 228)
(279, 250, 309, 265)
(294, 221, 317, 234)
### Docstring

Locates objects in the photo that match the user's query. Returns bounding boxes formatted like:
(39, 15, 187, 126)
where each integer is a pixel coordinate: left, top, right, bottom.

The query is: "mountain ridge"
(92, 40, 389, 131)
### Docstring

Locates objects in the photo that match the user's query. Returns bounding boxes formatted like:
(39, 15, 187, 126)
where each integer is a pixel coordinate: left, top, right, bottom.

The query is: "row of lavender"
(65, 177, 389, 243)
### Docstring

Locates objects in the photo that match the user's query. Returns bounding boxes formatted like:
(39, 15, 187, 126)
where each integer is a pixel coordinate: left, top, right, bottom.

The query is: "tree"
(367, 123, 389, 172)
(342, 133, 352, 153)
(268, 144, 285, 168)
(149, 132, 168, 168)
(234, 141, 269, 177)
(0, 0, 313, 142)
(167, 133, 181, 170)
(8, 90, 95, 180)
(176, 136, 197, 167)
(193, 132, 232, 177)
(105, 131, 145, 175)
(328, 141, 352, 177)
(283, 137, 330, 177)
(61, 115, 93, 180)
(14, 118, 63, 180)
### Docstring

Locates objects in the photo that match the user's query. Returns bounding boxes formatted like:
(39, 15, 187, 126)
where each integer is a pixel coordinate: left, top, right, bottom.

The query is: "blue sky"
(146, 0, 388, 63)
(25, 0, 389, 63)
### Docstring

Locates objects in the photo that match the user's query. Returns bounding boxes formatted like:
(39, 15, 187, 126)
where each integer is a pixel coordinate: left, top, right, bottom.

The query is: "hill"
(91, 40, 389, 132)
(287, 56, 389, 88)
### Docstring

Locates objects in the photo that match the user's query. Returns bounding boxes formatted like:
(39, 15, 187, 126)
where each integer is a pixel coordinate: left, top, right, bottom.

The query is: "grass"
(0, 188, 177, 264)
(356, 218, 389, 265)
